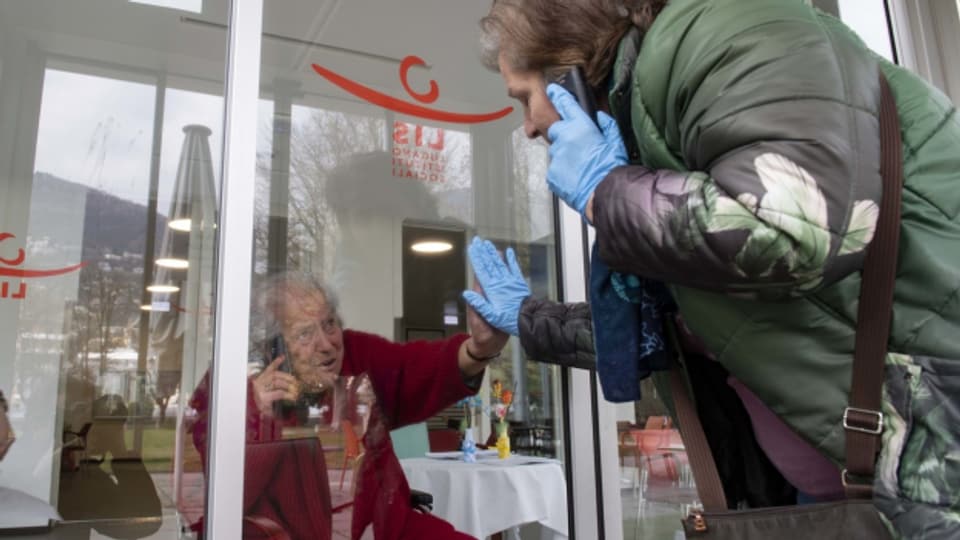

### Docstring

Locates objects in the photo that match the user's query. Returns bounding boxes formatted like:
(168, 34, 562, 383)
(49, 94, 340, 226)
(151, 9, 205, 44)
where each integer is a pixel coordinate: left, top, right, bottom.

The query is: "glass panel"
(618, 382, 699, 540)
(249, 2, 566, 539)
(837, 0, 896, 61)
(0, 1, 228, 537)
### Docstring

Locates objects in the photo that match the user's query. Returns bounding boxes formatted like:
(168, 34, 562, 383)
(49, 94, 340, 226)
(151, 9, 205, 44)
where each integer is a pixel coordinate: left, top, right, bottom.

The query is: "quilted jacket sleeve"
(518, 296, 596, 370)
(594, 1, 883, 300)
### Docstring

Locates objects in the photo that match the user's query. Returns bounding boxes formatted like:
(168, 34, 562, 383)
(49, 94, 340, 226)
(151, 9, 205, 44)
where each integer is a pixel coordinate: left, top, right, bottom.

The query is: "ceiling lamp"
(168, 218, 192, 232)
(156, 257, 189, 269)
(146, 284, 180, 293)
(411, 240, 453, 254)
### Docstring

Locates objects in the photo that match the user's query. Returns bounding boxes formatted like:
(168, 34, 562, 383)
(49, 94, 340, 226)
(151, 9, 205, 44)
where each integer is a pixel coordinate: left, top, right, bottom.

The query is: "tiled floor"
(619, 460, 698, 540)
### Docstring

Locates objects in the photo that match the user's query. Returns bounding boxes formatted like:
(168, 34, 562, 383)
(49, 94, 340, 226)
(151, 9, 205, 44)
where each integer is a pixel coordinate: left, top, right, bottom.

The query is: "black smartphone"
(267, 334, 295, 412)
(268, 334, 291, 373)
(555, 66, 600, 129)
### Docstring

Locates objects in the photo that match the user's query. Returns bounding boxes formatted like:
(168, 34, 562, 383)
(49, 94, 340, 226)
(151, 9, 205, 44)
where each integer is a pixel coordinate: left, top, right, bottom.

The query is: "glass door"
(235, 1, 570, 538)
(0, 0, 228, 537)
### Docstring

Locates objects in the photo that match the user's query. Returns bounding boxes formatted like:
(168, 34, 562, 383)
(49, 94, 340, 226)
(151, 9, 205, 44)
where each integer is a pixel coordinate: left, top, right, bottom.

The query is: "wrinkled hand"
(466, 282, 509, 357)
(462, 237, 531, 336)
(546, 83, 627, 217)
(252, 356, 299, 417)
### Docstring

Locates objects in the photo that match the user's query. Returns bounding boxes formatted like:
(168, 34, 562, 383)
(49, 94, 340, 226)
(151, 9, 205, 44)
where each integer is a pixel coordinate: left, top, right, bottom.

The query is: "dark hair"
(480, 0, 669, 88)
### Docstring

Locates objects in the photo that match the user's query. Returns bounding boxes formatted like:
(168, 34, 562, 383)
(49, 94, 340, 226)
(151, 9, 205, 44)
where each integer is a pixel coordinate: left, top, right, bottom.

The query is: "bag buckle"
(843, 407, 883, 435)
(841, 468, 874, 489)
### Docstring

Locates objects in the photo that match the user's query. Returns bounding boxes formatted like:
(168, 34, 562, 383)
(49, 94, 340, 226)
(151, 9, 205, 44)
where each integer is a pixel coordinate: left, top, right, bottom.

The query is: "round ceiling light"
(156, 258, 189, 269)
(168, 218, 191, 232)
(146, 284, 180, 293)
(411, 240, 453, 254)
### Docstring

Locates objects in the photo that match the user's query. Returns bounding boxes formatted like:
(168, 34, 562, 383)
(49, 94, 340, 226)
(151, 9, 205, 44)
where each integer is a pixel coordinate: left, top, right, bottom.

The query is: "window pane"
(617, 382, 700, 539)
(248, 2, 567, 539)
(0, 1, 227, 536)
(838, 0, 895, 61)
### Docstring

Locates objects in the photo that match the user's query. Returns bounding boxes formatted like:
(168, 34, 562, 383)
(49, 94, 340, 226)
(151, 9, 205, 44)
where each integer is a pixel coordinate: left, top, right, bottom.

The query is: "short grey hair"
(478, 24, 503, 73)
(250, 270, 342, 347)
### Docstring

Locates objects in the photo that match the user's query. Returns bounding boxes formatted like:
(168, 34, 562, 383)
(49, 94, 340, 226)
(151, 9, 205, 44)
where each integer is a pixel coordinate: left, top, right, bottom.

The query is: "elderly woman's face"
(498, 51, 561, 141)
(280, 290, 344, 392)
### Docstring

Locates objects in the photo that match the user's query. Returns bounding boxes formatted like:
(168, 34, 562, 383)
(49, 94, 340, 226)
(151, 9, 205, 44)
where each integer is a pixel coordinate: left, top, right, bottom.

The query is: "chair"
(426, 428, 460, 452)
(339, 420, 364, 491)
(618, 430, 642, 494)
(187, 437, 331, 540)
(633, 429, 679, 483)
(643, 415, 673, 430)
(61, 422, 92, 471)
(390, 422, 429, 459)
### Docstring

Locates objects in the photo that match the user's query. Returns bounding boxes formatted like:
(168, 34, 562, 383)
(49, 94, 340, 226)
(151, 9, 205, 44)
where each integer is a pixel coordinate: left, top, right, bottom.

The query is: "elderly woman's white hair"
(249, 270, 343, 350)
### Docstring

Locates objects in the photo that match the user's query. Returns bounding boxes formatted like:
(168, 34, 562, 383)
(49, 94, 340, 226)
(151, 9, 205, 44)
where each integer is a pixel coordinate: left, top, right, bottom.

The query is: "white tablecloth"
(401, 456, 568, 540)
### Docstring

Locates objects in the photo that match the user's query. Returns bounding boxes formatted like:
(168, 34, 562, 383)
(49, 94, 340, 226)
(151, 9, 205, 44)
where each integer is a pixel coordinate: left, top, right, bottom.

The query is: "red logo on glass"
(311, 55, 513, 123)
(0, 232, 85, 300)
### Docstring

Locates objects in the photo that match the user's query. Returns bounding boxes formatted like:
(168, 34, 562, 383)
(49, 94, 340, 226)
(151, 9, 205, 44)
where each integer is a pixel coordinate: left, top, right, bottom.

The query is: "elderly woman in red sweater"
(190, 271, 506, 540)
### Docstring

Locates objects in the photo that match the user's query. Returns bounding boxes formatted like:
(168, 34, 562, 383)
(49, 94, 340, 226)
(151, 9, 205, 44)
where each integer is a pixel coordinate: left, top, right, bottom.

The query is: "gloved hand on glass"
(462, 237, 531, 336)
(546, 83, 628, 219)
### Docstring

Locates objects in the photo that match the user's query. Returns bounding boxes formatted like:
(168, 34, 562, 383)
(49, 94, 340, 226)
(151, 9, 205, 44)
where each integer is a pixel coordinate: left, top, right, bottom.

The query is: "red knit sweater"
(189, 330, 475, 540)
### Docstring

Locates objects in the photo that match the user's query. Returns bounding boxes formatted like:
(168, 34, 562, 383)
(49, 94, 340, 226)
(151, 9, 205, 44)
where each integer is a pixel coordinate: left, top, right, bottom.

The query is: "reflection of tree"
(72, 265, 139, 376)
(255, 110, 385, 274)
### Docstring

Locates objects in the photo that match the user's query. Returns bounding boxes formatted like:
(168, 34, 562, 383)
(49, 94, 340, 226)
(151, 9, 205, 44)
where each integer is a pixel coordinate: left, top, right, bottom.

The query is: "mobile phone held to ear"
(268, 334, 291, 373)
(556, 66, 600, 129)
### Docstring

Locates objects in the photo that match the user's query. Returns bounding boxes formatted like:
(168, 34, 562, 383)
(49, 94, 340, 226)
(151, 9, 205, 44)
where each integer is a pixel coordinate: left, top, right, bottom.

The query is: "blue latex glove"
(462, 237, 531, 336)
(546, 83, 628, 216)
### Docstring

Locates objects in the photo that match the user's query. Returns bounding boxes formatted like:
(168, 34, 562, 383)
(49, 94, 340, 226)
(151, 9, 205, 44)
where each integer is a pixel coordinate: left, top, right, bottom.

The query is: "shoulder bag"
(675, 72, 902, 539)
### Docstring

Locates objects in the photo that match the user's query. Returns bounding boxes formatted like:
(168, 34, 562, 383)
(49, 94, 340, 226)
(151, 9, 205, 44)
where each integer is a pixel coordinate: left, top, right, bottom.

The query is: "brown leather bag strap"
(669, 359, 728, 511)
(670, 72, 902, 509)
(843, 72, 903, 499)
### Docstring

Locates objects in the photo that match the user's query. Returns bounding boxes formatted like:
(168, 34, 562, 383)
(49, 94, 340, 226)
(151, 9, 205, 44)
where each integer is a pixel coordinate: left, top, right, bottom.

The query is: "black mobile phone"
(556, 66, 600, 129)
(268, 334, 291, 373)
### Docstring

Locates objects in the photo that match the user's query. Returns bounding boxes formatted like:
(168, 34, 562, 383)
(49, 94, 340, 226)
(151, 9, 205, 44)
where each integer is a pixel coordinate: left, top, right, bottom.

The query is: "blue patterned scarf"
(589, 243, 675, 402)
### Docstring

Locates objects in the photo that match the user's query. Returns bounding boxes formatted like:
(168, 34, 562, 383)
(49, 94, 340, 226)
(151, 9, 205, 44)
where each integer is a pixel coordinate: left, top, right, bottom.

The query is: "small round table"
(400, 456, 568, 540)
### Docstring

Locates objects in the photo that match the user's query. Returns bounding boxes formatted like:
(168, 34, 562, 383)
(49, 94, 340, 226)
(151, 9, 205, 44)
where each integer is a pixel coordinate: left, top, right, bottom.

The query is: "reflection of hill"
(33, 172, 166, 258)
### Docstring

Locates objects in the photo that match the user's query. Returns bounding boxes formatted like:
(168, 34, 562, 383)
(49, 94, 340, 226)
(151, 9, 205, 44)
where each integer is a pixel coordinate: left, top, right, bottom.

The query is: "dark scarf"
(589, 243, 674, 402)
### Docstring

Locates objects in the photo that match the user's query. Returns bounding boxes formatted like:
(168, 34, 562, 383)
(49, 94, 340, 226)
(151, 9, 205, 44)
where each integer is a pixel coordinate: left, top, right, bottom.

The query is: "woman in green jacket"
(465, 0, 960, 537)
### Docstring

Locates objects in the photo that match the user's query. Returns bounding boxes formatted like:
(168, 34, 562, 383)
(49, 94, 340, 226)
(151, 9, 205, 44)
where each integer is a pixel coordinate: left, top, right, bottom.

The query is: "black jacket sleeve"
(517, 296, 596, 371)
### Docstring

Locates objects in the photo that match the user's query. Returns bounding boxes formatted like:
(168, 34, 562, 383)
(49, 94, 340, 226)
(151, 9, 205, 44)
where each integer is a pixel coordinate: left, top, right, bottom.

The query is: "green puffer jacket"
(573, 0, 959, 536)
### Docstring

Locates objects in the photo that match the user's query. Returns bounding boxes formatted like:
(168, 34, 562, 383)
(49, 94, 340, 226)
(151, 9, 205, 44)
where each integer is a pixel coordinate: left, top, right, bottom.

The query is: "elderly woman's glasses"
(289, 316, 340, 347)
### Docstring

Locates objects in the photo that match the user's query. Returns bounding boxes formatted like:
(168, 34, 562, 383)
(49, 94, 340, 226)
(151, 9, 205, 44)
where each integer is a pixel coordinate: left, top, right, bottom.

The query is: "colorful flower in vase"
(495, 425, 510, 459)
(492, 380, 503, 400)
(501, 390, 513, 406)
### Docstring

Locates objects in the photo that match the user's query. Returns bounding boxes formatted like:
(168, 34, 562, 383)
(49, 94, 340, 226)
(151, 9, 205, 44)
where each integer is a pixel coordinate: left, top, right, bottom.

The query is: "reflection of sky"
(838, 0, 894, 61)
(34, 69, 155, 206)
(34, 69, 226, 215)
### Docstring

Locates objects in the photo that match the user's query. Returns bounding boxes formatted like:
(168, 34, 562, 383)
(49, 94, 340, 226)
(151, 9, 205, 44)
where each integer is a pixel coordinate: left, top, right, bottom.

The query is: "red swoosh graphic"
(0, 233, 26, 266)
(399, 56, 439, 104)
(312, 64, 513, 124)
(0, 261, 87, 278)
